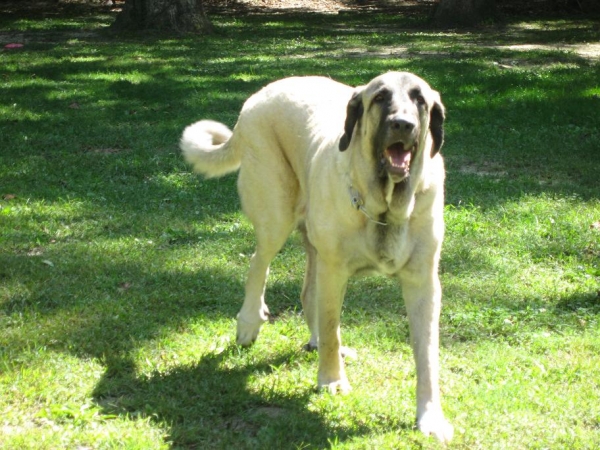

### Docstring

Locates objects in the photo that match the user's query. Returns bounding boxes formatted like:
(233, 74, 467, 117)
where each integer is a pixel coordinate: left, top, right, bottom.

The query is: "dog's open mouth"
(382, 142, 415, 178)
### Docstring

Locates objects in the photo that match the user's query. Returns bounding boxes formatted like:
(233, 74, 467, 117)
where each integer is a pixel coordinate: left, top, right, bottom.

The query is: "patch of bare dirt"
(493, 43, 600, 61)
(205, 0, 436, 16)
(235, 0, 348, 13)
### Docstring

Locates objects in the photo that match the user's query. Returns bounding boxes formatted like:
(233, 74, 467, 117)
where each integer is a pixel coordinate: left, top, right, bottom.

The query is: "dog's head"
(339, 72, 445, 183)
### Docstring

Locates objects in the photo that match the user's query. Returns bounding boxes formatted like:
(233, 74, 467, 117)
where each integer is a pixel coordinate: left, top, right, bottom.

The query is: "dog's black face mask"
(339, 78, 445, 162)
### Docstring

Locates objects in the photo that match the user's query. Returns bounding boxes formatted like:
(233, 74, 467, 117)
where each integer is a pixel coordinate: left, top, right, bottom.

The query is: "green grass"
(1, 6, 600, 449)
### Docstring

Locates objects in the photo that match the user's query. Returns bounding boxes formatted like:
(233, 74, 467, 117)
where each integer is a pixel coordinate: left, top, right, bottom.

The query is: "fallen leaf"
(591, 221, 600, 230)
(90, 148, 121, 154)
(2, 194, 16, 200)
(69, 102, 81, 109)
(493, 61, 516, 70)
(118, 282, 133, 292)
(27, 247, 45, 256)
(4, 43, 24, 49)
(42, 260, 54, 267)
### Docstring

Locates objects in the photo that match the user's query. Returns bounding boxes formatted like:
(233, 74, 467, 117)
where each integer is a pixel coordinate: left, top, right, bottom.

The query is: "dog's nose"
(390, 116, 416, 132)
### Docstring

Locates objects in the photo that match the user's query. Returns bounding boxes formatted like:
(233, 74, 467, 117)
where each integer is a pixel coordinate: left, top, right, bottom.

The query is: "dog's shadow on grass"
(92, 345, 377, 448)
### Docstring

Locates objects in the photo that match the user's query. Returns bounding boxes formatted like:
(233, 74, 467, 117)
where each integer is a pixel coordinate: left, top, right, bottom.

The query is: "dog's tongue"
(384, 143, 411, 168)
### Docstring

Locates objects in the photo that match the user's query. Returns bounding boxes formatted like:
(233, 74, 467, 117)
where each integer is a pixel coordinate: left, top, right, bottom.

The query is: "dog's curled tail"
(180, 120, 240, 178)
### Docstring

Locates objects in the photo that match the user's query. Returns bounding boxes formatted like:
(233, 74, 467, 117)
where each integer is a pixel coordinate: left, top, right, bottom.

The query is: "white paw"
(417, 410, 454, 443)
(340, 346, 357, 360)
(236, 308, 268, 346)
(317, 366, 352, 395)
(318, 376, 351, 395)
(303, 343, 356, 361)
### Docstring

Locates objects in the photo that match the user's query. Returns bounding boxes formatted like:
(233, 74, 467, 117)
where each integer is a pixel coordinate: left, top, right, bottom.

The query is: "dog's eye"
(416, 94, 426, 105)
(373, 93, 386, 103)
(373, 89, 390, 103)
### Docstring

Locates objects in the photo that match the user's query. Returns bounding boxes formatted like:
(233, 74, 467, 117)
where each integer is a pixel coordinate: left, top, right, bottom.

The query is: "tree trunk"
(112, 0, 214, 33)
(558, 0, 600, 13)
(432, 0, 497, 28)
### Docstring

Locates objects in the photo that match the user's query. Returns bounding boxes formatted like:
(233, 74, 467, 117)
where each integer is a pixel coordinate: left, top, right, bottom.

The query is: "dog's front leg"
(401, 273, 453, 443)
(315, 256, 350, 394)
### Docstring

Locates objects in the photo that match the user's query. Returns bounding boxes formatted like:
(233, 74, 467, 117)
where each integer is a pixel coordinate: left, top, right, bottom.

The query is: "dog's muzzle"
(381, 141, 416, 181)
(379, 114, 418, 182)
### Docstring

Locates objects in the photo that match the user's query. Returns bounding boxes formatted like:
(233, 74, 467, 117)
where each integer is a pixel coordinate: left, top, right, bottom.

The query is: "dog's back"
(181, 76, 353, 184)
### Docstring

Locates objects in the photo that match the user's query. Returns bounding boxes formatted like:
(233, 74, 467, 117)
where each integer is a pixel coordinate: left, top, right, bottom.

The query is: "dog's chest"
(353, 224, 412, 276)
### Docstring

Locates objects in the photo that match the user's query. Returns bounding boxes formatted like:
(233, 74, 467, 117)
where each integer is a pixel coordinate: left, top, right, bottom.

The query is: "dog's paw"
(236, 309, 268, 346)
(318, 380, 352, 395)
(417, 410, 454, 443)
(317, 377, 351, 395)
(302, 343, 356, 361)
(303, 342, 318, 352)
(340, 346, 357, 360)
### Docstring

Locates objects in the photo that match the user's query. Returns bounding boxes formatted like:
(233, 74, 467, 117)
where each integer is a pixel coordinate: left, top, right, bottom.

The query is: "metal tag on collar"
(349, 185, 387, 226)
(351, 193, 363, 210)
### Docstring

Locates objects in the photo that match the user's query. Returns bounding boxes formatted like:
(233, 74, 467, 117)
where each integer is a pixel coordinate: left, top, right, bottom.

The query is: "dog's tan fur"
(181, 72, 453, 442)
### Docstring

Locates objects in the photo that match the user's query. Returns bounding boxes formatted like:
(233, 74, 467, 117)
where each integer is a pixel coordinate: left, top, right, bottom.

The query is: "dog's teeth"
(385, 148, 411, 168)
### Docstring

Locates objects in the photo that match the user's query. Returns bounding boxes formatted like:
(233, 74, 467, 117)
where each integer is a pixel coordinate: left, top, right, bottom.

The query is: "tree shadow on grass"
(92, 347, 378, 448)
(0, 255, 363, 446)
(0, 241, 408, 446)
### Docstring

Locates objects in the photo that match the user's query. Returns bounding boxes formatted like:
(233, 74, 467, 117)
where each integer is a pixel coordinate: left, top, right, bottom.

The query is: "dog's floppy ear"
(339, 88, 364, 151)
(429, 91, 445, 157)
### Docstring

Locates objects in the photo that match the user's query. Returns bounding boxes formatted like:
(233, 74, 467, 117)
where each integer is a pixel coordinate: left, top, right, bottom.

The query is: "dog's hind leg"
(236, 242, 277, 346)
(299, 224, 318, 351)
(235, 162, 297, 347)
(299, 226, 357, 361)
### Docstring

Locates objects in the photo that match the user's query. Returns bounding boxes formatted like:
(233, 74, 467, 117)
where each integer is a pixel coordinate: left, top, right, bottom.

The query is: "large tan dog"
(181, 72, 453, 442)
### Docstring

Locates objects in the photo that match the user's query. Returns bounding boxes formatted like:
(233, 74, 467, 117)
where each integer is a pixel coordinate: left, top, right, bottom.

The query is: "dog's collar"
(349, 185, 387, 226)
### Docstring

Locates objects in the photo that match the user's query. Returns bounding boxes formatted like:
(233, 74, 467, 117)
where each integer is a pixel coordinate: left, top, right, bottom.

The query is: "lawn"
(1, 4, 600, 449)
